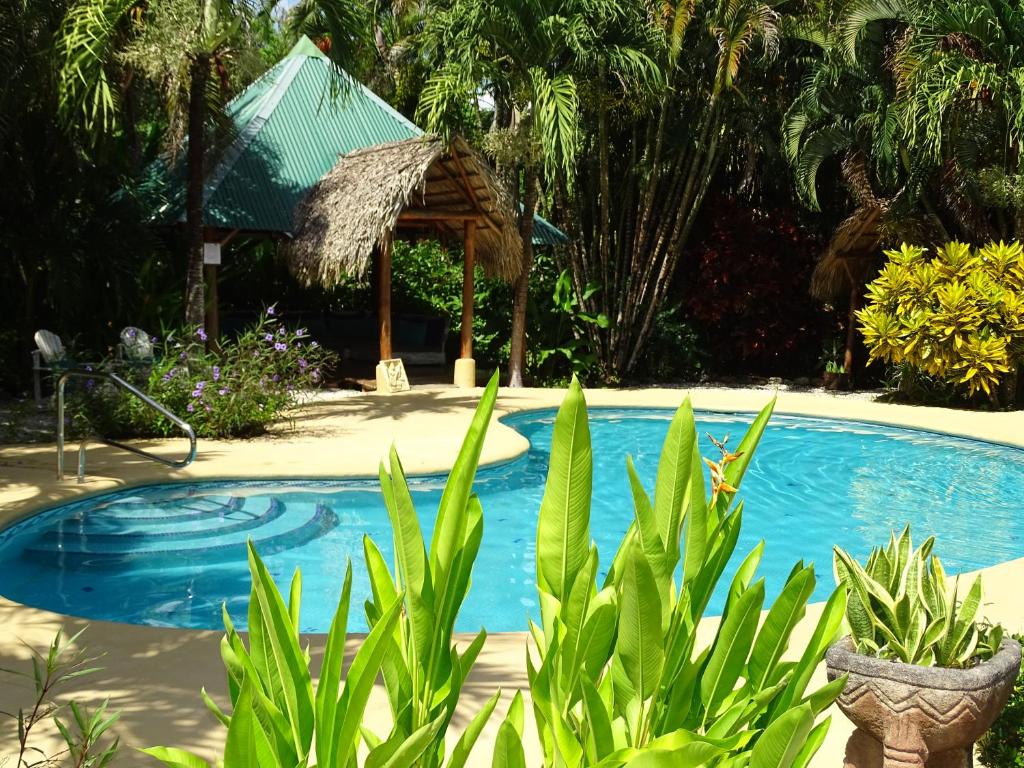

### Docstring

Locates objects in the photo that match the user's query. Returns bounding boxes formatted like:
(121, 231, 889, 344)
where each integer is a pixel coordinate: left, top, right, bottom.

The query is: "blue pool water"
(0, 409, 1022, 632)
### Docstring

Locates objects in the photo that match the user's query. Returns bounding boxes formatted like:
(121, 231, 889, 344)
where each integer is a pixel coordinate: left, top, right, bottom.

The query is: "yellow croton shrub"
(857, 240, 1024, 400)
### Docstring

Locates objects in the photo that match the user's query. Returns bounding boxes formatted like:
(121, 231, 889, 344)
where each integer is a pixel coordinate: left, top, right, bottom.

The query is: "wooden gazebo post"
(454, 218, 477, 388)
(378, 232, 392, 361)
(375, 229, 409, 393)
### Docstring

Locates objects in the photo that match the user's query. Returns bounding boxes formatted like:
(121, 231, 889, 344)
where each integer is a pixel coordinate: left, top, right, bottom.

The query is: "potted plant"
(827, 529, 1021, 768)
(820, 340, 848, 390)
(824, 359, 847, 390)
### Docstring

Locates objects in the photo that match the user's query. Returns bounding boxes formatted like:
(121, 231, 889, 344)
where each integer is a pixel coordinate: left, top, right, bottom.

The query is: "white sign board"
(203, 242, 222, 265)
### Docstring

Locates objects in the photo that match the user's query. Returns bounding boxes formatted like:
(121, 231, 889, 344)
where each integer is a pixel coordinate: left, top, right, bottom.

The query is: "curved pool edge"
(2, 385, 1023, 532)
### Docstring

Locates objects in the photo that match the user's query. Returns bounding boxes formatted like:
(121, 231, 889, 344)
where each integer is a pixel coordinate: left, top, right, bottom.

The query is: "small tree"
(857, 240, 1024, 403)
(417, 0, 659, 386)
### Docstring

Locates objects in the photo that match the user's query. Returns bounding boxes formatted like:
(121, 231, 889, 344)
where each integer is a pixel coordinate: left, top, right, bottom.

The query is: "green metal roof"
(146, 37, 566, 245)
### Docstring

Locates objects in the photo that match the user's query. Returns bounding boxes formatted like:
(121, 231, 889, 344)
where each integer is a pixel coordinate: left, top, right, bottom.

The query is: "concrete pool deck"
(1, 385, 1022, 765)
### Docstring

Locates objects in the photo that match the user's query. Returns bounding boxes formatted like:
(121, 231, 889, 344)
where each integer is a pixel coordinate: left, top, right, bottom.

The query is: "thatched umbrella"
(810, 154, 889, 380)
(288, 135, 524, 388)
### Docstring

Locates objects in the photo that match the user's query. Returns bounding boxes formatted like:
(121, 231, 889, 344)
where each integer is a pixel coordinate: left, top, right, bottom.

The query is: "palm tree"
(783, 9, 920, 381)
(417, 0, 660, 386)
(55, 0, 369, 328)
(789, 0, 1024, 378)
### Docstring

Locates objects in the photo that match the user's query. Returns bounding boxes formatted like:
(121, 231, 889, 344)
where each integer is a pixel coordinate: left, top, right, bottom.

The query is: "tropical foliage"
(417, 0, 661, 386)
(834, 527, 1004, 668)
(1, 629, 121, 768)
(70, 308, 335, 439)
(493, 379, 848, 765)
(140, 379, 850, 767)
(857, 240, 1024, 402)
(142, 542, 425, 768)
(360, 372, 502, 767)
(556, 0, 786, 380)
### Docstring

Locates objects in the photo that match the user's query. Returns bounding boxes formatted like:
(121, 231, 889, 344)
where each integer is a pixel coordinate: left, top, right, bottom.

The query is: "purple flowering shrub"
(71, 308, 335, 439)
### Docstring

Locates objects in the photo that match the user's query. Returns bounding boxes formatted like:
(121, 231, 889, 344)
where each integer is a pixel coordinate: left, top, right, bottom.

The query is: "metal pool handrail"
(56, 369, 197, 481)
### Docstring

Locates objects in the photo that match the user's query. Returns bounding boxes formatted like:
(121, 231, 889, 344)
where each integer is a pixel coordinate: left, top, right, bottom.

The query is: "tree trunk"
(508, 166, 538, 387)
(184, 54, 209, 328)
(844, 281, 862, 388)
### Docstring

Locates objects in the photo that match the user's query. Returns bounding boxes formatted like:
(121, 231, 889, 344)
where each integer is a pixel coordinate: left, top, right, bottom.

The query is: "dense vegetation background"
(2, 0, 1022, 397)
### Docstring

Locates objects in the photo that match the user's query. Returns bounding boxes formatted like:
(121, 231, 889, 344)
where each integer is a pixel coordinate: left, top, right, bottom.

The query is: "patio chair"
(117, 326, 155, 365)
(32, 329, 71, 405)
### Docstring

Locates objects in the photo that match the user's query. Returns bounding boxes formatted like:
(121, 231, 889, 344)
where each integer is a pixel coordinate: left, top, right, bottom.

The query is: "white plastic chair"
(32, 329, 69, 405)
(118, 326, 155, 364)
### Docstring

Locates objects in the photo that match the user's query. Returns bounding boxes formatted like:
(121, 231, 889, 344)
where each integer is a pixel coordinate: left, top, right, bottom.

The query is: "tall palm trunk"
(508, 166, 538, 387)
(185, 54, 209, 328)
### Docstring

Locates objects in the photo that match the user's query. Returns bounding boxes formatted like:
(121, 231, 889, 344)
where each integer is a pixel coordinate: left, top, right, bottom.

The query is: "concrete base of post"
(453, 358, 476, 388)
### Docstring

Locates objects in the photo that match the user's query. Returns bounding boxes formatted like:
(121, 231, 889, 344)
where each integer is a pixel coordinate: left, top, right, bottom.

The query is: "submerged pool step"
(24, 500, 339, 569)
(39, 499, 284, 548)
(71, 496, 245, 524)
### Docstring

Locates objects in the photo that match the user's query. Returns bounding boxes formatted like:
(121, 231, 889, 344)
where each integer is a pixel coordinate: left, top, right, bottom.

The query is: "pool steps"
(24, 497, 338, 567)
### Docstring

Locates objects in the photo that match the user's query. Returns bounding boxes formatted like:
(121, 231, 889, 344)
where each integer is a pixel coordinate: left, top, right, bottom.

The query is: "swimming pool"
(0, 408, 1021, 632)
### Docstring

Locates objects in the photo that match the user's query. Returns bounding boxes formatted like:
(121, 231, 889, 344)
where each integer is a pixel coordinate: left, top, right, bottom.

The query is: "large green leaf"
(791, 716, 831, 768)
(445, 690, 502, 768)
(432, 371, 499, 593)
(627, 455, 667, 584)
(653, 399, 698, 554)
(381, 447, 435, 666)
(724, 542, 765, 620)
(223, 676, 278, 768)
(700, 579, 765, 721)
(750, 702, 814, 768)
(748, 568, 815, 689)
(770, 587, 847, 717)
(247, 542, 315, 760)
(333, 595, 405, 765)
(492, 720, 527, 768)
(371, 716, 445, 768)
(537, 376, 592, 600)
(314, 561, 353, 767)
(582, 674, 616, 762)
(722, 399, 775, 492)
(681, 430, 708, 583)
(616, 537, 665, 700)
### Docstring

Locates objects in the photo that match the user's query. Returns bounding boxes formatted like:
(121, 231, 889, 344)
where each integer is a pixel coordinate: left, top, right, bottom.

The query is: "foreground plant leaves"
(143, 542, 411, 768)
(363, 370, 502, 768)
(495, 377, 847, 767)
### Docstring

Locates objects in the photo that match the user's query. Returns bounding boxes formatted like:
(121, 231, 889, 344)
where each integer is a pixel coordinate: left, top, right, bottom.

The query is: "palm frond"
(529, 66, 580, 183)
(55, 0, 136, 138)
(840, 0, 914, 61)
(795, 122, 854, 209)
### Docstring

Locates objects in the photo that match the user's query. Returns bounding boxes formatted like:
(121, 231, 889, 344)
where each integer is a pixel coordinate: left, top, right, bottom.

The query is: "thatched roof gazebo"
(289, 135, 525, 390)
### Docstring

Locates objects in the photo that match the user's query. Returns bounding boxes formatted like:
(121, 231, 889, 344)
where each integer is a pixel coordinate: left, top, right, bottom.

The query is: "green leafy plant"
(857, 241, 1024, 403)
(834, 527, 1004, 668)
(360, 372, 502, 767)
(70, 307, 336, 439)
(142, 541, 430, 767)
(1, 629, 120, 768)
(978, 633, 1024, 767)
(533, 269, 608, 383)
(493, 378, 849, 766)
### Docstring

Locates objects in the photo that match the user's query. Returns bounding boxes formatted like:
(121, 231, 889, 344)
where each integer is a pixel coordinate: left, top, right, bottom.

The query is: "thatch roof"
(810, 204, 885, 301)
(288, 135, 524, 286)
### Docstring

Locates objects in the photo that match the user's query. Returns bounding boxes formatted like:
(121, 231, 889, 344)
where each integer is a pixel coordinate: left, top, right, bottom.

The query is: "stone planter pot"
(823, 371, 847, 390)
(825, 636, 1021, 768)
